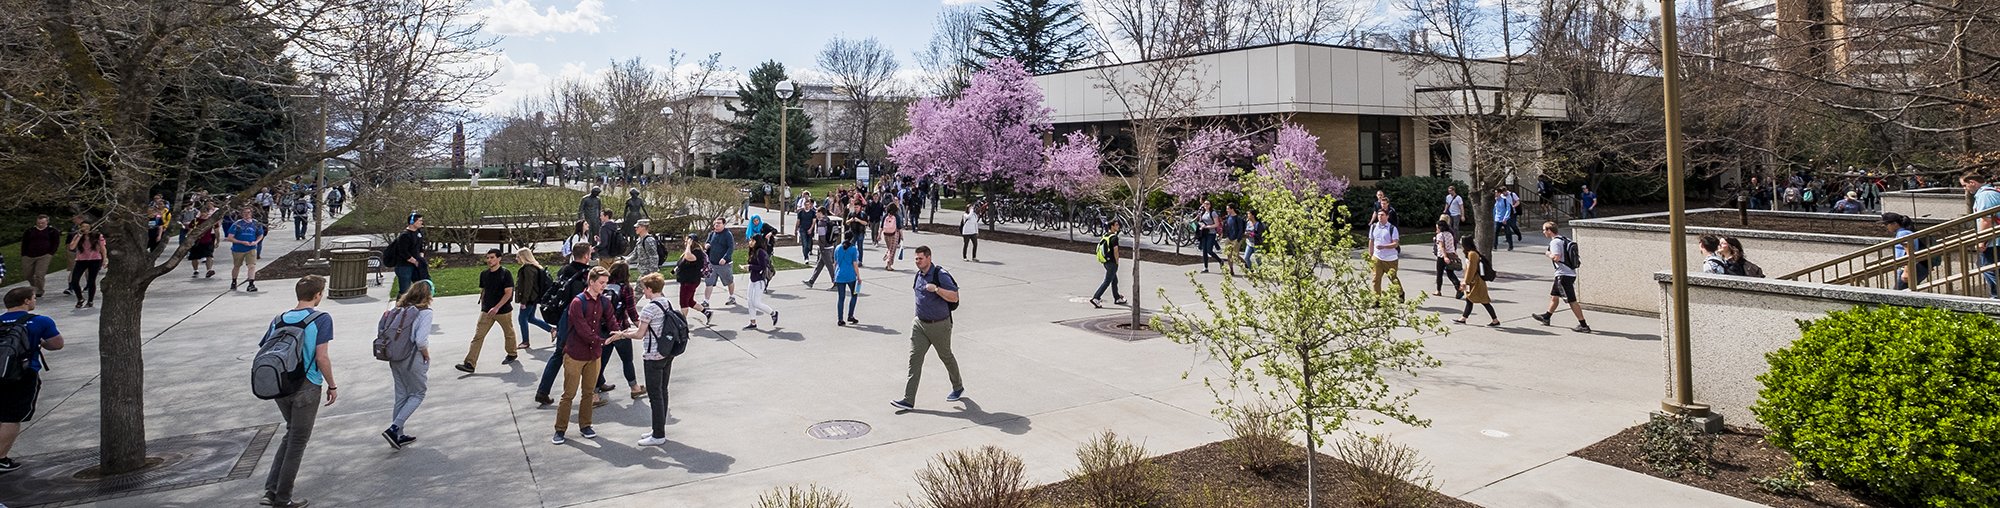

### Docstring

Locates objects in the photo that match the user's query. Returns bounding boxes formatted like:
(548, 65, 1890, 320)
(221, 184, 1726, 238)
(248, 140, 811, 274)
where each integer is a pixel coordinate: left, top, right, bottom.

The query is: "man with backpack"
(534, 243, 596, 406)
(292, 192, 312, 240)
(1531, 222, 1591, 333)
(0, 287, 65, 474)
(628, 220, 662, 276)
(891, 246, 963, 412)
(552, 266, 617, 445)
(257, 276, 336, 507)
(1090, 221, 1126, 308)
(596, 210, 624, 270)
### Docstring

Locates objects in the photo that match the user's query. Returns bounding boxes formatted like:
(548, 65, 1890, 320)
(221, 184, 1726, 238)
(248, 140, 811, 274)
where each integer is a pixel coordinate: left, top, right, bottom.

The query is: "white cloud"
(475, 53, 554, 114)
(479, 0, 611, 37)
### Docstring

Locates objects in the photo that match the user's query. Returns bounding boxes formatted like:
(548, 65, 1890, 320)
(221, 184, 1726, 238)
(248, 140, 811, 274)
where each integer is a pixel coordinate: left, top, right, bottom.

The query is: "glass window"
(1428, 121, 1452, 177)
(1359, 116, 1402, 180)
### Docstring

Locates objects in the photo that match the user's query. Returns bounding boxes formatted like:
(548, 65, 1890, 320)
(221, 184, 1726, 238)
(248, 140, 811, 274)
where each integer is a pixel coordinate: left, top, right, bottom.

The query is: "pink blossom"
(1255, 124, 1346, 198)
(887, 58, 1053, 191)
(1023, 131, 1103, 198)
(1162, 127, 1253, 199)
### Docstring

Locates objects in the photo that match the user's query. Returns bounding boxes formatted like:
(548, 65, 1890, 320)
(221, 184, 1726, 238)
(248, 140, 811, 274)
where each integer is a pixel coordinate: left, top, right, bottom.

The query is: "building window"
(1359, 116, 1402, 180)
(1428, 121, 1452, 177)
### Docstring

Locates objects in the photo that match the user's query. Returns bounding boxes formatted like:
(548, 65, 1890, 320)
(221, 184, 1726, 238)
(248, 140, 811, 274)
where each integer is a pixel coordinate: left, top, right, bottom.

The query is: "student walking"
(834, 234, 862, 326)
(1198, 201, 1221, 272)
(20, 216, 60, 298)
(380, 280, 433, 449)
(595, 262, 644, 400)
(0, 287, 67, 474)
(515, 248, 554, 349)
(702, 219, 737, 307)
(1880, 213, 1928, 290)
(1451, 238, 1498, 326)
(1221, 205, 1245, 276)
(292, 195, 311, 240)
(674, 235, 713, 324)
(534, 244, 595, 406)
(804, 211, 839, 288)
(1091, 222, 1126, 308)
(385, 214, 427, 297)
(628, 220, 662, 276)
(225, 207, 266, 293)
(1432, 217, 1462, 298)
(1531, 222, 1591, 333)
(561, 221, 589, 259)
(1964, 173, 2000, 297)
(552, 267, 615, 445)
(457, 249, 517, 373)
(740, 236, 779, 330)
(1368, 210, 1403, 297)
(1579, 185, 1598, 219)
(1504, 188, 1523, 241)
(890, 247, 963, 411)
(1700, 234, 1728, 274)
(65, 223, 106, 308)
(189, 206, 218, 279)
(960, 203, 980, 262)
(1493, 189, 1517, 250)
(595, 211, 623, 270)
(620, 273, 687, 447)
(260, 276, 337, 508)
(882, 203, 904, 271)
(1443, 186, 1465, 232)
(1241, 211, 1265, 270)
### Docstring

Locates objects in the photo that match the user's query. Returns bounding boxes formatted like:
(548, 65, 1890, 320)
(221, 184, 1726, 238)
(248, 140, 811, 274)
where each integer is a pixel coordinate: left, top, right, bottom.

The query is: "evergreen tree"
(973, 0, 1093, 75)
(716, 61, 816, 181)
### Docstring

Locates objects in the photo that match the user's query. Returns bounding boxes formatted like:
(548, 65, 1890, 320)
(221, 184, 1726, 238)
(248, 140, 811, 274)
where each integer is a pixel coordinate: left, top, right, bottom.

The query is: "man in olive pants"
(891, 246, 964, 411)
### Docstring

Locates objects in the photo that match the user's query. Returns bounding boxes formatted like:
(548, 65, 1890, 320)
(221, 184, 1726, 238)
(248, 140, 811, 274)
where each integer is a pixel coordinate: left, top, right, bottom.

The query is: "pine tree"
(973, 0, 1093, 75)
(716, 61, 817, 181)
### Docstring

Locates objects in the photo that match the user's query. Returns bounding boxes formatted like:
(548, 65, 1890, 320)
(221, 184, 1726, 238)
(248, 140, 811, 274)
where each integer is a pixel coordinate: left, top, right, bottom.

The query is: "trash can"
(328, 248, 371, 299)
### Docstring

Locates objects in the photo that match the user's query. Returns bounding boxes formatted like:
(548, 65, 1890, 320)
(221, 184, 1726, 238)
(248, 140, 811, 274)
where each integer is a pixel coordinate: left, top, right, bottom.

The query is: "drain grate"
(0, 424, 276, 507)
(806, 420, 871, 440)
(1057, 313, 1164, 342)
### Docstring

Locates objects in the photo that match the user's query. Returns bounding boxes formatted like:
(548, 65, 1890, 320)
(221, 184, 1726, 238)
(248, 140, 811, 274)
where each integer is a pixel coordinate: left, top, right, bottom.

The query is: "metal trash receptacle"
(328, 248, 371, 299)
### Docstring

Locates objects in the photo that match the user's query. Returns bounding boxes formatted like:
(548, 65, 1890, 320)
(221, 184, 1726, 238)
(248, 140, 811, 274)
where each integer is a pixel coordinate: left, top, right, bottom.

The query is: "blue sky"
(475, 0, 968, 114)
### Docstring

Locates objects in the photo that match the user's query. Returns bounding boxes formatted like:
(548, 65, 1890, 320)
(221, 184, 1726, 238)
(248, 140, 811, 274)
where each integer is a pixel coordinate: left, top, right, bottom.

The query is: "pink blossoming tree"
(887, 58, 1053, 225)
(1255, 124, 1346, 198)
(1162, 126, 1254, 199)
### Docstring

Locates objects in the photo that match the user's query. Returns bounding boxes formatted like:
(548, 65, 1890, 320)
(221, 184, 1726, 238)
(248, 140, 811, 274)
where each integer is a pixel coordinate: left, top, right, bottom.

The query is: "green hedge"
(1340, 176, 1470, 229)
(1753, 306, 2000, 507)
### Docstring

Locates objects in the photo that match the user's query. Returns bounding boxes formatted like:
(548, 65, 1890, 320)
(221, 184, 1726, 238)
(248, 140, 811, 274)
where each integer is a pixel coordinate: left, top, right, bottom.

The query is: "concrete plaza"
(0, 211, 1764, 507)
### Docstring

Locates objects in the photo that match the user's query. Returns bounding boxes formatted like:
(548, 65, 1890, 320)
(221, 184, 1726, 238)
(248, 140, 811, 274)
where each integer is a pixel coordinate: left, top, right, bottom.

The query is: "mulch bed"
(913, 223, 1208, 266)
(1571, 424, 1902, 508)
(1025, 438, 1482, 508)
(1623, 210, 1892, 238)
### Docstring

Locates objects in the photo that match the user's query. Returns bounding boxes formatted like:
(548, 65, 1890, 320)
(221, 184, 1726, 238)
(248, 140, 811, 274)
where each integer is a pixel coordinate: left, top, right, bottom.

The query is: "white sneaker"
(638, 435, 667, 447)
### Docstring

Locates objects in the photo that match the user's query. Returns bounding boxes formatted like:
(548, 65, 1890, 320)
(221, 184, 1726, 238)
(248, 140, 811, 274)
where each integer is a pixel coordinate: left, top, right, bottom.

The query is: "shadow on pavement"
(897, 397, 1032, 435)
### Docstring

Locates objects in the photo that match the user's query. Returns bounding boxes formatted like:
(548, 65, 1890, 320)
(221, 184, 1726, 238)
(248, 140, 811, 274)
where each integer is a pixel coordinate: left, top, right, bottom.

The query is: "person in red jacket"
(551, 267, 614, 445)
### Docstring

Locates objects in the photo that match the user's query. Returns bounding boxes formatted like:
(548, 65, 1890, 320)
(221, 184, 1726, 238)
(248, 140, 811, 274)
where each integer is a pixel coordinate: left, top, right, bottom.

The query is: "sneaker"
(0, 457, 20, 473)
(1090, 298, 1102, 308)
(382, 429, 403, 449)
(836, 321, 846, 327)
(207, 270, 216, 278)
(638, 435, 667, 447)
(192, 271, 199, 279)
(847, 317, 858, 324)
(272, 500, 310, 508)
(1202, 268, 1211, 273)
(702, 309, 714, 322)
(743, 322, 758, 330)
(802, 280, 813, 288)
(1114, 298, 1128, 305)
(579, 426, 598, 439)
(61, 289, 70, 296)
(394, 434, 417, 447)
(1573, 323, 1593, 333)
(501, 355, 518, 365)
(551, 431, 566, 445)
(1531, 313, 1552, 326)
(231, 280, 239, 291)
(534, 393, 554, 406)
(454, 363, 474, 374)
(726, 296, 737, 306)
(946, 389, 964, 402)
(771, 311, 780, 326)
(890, 400, 914, 411)
(246, 282, 258, 293)
(700, 299, 710, 307)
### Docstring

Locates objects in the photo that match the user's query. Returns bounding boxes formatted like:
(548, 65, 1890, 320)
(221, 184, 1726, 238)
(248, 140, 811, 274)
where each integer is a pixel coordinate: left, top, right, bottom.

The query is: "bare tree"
(916, 6, 985, 97)
(818, 36, 902, 165)
(0, 0, 493, 473)
(661, 52, 729, 176)
(1091, 0, 1363, 59)
(599, 57, 667, 180)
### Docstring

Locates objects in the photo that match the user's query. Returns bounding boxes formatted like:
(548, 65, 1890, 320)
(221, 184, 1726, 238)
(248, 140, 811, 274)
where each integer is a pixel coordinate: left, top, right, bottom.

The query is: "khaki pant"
(903, 317, 963, 406)
(1371, 257, 1402, 295)
(465, 312, 518, 367)
(554, 355, 602, 432)
(22, 255, 51, 295)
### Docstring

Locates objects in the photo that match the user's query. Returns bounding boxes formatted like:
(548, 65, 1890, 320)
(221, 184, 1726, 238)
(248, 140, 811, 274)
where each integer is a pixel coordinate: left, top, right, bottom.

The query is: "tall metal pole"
(780, 104, 789, 232)
(1660, 0, 1708, 417)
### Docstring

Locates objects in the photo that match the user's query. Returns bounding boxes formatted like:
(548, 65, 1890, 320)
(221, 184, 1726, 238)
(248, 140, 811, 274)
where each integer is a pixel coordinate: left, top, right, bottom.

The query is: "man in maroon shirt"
(19, 216, 61, 298)
(551, 266, 614, 445)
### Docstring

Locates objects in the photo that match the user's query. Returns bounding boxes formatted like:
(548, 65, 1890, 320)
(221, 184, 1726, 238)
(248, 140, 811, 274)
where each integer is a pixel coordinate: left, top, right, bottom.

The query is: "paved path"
(2, 197, 1764, 507)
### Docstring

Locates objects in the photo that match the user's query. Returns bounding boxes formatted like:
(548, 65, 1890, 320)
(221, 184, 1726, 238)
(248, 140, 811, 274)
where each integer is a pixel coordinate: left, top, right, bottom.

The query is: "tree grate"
(0, 424, 276, 507)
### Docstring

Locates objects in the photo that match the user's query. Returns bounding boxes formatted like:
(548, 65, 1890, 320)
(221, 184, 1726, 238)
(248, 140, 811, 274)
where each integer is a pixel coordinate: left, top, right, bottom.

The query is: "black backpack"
(526, 264, 555, 304)
(539, 267, 587, 324)
(0, 314, 39, 381)
(1479, 252, 1498, 282)
(600, 227, 626, 257)
(251, 311, 322, 400)
(651, 235, 671, 266)
(1557, 235, 1582, 269)
(646, 301, 692, 357)
(921, 267, 960, 311)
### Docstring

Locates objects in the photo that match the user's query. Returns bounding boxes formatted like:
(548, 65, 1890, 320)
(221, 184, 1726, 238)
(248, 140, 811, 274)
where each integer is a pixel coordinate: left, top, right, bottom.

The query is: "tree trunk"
(98, 229, 156, 473)
(1128, 207, 1143, 330)
(1302, 352, 1317, 508)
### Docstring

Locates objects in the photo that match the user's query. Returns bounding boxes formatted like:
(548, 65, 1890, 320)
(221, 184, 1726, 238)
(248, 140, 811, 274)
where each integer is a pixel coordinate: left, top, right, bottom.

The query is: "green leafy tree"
(1155, 168, 1446, 508)
(716, 61, 816, 181)
(974, 0, 1093, 75)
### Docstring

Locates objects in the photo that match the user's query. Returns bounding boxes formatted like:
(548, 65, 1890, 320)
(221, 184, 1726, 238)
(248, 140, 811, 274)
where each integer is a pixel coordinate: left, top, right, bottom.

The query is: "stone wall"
(1879, 188, 1970, 220)
(1569, 209, 1915, 314)
(1654, 273, 2000, 428)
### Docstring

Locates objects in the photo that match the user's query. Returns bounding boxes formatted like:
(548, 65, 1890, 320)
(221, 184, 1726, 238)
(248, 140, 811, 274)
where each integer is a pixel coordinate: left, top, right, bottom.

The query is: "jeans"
(597, 340, 636, 388)
(835, 282, 858, 320)
(389, 355, 427, 430)
(1435, 257, 1462, 293)
(265, 382, 321, 504)
(1243, 243, 1258, 270)
(294, 215, 308, 240)
(1581, 208, 1596, 219)
(518, 303, 553, 343)
(799, 230, 814, 260)
(69, 259, 101, 304)
(903, 317, 962, 406)
(1983, 247, 1998, 298)
(467, 312, 518, 366)
(1497, 221, 1516, 249)
(555, 355, 602, 432)
(537, 315, 568, 396)
(1093, 262, 1122, 300)
(962, 235, 977, 259)
(643, 358, 675, 439)
(395, 266, 415, 297)
(746, 280, 776, 320)
(1199, 233, 1220, 269)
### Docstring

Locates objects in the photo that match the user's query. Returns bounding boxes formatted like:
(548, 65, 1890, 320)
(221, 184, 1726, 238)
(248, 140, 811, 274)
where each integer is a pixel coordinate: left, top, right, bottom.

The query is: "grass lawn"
(1, 242, 72, 290)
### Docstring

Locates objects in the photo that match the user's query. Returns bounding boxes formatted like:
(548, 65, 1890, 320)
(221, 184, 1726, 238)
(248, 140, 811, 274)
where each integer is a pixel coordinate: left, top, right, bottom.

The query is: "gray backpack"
(372, 307, 421, 362)
(252, 311, 322, 400)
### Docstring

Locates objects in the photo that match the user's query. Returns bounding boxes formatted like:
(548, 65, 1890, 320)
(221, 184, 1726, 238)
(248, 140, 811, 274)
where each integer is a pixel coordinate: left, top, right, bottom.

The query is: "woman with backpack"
(1452, 236, 1499, 326)
(595, 262, 644, 400)
(515, 248, 555, 350)
(882, 203, 903, 271)
(561, 221, 589, 259)
(379, 280, 433, 448)
(740, 236, 779, 330)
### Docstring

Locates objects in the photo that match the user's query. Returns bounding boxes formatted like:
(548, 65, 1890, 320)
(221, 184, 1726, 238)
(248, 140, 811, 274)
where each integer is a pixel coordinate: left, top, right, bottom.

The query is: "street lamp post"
(1659, 0, 1712, 423)
(775, 80, 806, 232)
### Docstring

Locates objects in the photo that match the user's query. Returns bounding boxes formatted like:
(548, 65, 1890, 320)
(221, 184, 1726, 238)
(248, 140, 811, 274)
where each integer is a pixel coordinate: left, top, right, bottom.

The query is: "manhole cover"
(1057, 314, 1164, 342)
(806, 420, 871, 440)
(0, 424, 276, 507)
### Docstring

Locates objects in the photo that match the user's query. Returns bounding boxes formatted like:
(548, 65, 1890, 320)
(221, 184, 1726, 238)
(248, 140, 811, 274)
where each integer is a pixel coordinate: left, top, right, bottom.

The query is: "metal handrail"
(1780, 207, 2000, 280)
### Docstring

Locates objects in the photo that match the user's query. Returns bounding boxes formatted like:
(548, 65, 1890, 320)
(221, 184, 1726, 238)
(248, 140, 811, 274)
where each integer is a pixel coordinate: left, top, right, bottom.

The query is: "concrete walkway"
(2, 198, 1764, 507)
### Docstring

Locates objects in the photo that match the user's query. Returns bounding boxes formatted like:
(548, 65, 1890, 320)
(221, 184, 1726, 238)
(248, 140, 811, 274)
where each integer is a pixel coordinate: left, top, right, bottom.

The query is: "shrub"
(906, 446, 1031, 508)
(1175, 485, 1260, 508)
(756, 485, 851, 508)
(1753, 306, 2000, 507)
(1640, 412, 1715, 478)
(1067, 430, 1163, 508)
(1331, 433, 1438, 508)
(1755, 462, 1815, 497)
(1222, 400, 1297, 475)
(1340, 176, 1469, 229)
